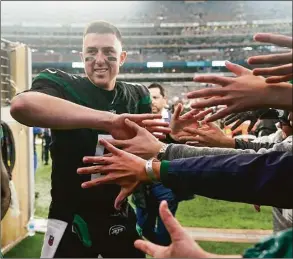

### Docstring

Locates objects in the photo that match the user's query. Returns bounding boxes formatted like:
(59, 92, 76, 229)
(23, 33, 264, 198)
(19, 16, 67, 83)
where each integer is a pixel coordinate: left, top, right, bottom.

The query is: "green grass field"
(3, 144, 272, 257)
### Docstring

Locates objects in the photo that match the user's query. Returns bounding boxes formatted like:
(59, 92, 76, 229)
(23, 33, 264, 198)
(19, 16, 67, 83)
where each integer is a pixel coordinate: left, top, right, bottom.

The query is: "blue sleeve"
(160, 151, 293, 208)
(33, 127, 43, 135)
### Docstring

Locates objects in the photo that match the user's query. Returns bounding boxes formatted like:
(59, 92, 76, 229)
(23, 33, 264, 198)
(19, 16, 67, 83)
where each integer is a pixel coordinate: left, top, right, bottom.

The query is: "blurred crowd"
(1, 1, 291, 24)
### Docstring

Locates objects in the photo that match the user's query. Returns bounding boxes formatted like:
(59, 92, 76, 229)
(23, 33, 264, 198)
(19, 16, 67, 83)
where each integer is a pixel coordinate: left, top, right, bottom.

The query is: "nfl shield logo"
(48, 235, 54, 246)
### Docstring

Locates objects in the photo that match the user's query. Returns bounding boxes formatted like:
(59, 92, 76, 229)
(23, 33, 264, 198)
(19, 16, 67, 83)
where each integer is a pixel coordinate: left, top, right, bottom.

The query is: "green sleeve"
(243, 229, 292, 258)
(137, 84, 152, 114)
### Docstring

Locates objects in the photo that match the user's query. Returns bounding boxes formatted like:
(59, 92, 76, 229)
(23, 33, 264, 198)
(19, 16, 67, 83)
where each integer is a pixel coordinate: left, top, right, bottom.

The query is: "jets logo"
(109, 225, 126, 236)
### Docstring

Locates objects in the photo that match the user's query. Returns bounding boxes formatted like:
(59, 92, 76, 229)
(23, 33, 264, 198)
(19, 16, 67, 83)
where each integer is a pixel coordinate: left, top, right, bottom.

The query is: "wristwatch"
(157, 143, 169, 161)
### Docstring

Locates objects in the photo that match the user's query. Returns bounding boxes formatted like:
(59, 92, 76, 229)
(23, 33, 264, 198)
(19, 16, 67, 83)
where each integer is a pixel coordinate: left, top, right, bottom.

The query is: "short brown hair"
(148, 83, 166, 97)
(83, 20, 122, 43)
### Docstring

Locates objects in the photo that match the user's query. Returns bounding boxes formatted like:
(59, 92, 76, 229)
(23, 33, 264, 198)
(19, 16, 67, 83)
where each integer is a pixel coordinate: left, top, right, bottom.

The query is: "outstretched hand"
(170, 103, 213, 142)
(110, 113, 170, 140)
(134, 201, 213, 258)
(107, 119, 164, 160)
(248, 33, 293, 83)
(77, 138, 149, 210)
(224, 109, 280, 132)
(179, 122, 234, 148)
(187, 61, 269, 122)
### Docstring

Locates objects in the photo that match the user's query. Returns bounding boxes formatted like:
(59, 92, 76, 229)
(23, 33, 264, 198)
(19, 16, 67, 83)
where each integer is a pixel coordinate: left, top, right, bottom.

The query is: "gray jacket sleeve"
(162, 136, 292, 160)
(235, 139, 275, 151)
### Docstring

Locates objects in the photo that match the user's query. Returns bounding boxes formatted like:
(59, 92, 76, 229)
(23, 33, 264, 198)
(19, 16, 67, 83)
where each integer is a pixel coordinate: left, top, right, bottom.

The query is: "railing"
(0, 40, 13, 106)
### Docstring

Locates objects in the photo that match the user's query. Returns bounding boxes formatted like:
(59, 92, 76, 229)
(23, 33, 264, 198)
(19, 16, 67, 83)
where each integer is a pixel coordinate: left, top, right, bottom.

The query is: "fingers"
(230, 119, 244, 131)
(159, 200, 185, 241)
(253, 64, 293, 76)
(183, 126, 206, 137)
(103, 153, 113, 158)
(77, 164, 112, 175)
(81, 174, 117, 188)
(173, 103, 183, 120)
(107, 138, 127, 148)
(114, 188, 129, 210)
(188, 88, 226, 100)
(147, 126, 171, 134)
(179, 135, 202, 143)
(248, 53, 292, 65)
(180, 108, 200, 120)
(205, 122, 218, 130)
(265, 74, 293, 84)
(192, 75, 233, 87)
(204, 107, 234, 123)
(152, 133, 167, 140)
(225, 61, 252, 76)
(253, 33, 293, 48)
(100, 139, 121, 155)
(247, 118, 258, 132)
(190, 97, 229, 109)
(224, 113, 240, 125)
(141, 120, 169, 128)
(82, 156, 112, 165)
(124, 118, 142, 133)
(135, 118, 171, 136)
(193, 108, 213, 121)
(129, 113, 162, 122)
(134, 240, 163, 257)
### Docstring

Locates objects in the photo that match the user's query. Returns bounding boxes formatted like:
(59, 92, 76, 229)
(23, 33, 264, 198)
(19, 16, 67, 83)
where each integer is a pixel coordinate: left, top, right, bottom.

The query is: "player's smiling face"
(82, 33, 127, 90)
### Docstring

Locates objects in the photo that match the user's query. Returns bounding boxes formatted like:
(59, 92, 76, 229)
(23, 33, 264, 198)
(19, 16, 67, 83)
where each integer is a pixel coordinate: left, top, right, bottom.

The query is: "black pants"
(54, 207, 145, 258)
(42, 137, 50, 164)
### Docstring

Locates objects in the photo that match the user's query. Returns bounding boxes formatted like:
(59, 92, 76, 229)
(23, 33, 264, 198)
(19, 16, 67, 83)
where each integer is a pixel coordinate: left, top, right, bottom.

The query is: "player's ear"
(119, 51, 127, 67)
(79, 52, 84, 62)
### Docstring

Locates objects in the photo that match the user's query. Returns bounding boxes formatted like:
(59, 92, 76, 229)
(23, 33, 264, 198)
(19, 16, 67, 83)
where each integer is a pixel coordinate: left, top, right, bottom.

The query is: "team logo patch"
(48, 235, 54, 246)
(109, 225, 126, 236)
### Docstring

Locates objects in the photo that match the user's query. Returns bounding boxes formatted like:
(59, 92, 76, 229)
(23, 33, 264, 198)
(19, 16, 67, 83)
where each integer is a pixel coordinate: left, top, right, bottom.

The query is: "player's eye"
(103, 48, 116, 56)
(104, 50, 112, 55)
(87, 49, 97, 55)
(85, 56, 95, 62)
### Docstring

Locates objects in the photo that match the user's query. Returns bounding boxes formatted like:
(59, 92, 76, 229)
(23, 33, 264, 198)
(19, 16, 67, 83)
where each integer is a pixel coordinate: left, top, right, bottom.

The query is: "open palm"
(134, 201, 210, 258)
(170, 104, 212, 142)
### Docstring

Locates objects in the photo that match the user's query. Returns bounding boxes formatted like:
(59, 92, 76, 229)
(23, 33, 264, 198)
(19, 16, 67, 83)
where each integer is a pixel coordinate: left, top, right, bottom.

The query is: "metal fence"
(1, 39, 14, 106)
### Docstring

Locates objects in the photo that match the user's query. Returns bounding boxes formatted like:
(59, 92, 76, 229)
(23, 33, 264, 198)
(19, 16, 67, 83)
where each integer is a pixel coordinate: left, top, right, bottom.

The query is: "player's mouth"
(94, 68, 108, 74)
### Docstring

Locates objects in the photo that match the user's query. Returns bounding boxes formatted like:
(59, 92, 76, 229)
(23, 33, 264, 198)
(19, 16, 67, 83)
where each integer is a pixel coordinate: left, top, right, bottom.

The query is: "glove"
(224, 109, 279, 132)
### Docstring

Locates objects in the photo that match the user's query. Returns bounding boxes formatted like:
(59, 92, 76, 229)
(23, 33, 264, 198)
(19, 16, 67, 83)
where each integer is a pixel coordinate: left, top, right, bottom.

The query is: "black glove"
(259, 109, 280, 120)
(224, 109, 279, 132)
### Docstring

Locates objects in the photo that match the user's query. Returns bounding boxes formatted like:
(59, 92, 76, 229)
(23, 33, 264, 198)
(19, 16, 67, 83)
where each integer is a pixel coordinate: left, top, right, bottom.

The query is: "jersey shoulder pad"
(32, 69, 87, 105)
(33, 68, 81, 84)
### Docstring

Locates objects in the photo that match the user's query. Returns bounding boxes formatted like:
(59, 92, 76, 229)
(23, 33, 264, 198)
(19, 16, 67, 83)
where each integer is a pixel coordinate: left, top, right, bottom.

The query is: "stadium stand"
(1, 1, 292, 103)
